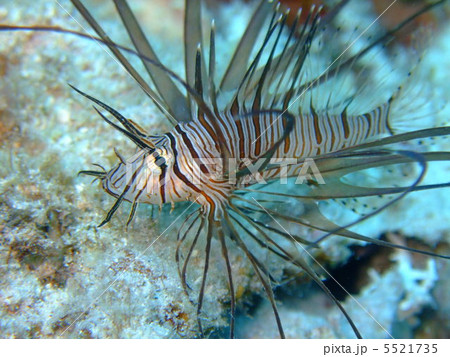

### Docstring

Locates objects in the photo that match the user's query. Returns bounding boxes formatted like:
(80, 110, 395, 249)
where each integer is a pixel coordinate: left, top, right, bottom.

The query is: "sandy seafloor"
(0, 0, 449, 338)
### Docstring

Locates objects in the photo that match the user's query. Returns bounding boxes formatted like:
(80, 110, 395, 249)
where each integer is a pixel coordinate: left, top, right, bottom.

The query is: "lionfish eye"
(152, 152, 167, 168)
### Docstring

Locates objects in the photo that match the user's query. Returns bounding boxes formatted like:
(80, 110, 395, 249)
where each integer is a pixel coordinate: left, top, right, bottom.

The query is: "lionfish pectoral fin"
(223, 213, 285, 338)
(314, 150, 450, 180)
(302, 179, 447, 200)
(303, 148, 430, 246)
(300, 154, 450, 259)
(230, 195, 317, 247)
(175, 211, 202, 299)
(196, 218, 214, 338)
(216, 219, 236, 339)
(310, 206, 450, 260)
(302, 260, 364, 339)
(311, 149, 450, 215)
(235, 194, 447, 259)
(244, 146, 449, 260)
(284, 247, 363, 339)
(228, 200, 363, 338)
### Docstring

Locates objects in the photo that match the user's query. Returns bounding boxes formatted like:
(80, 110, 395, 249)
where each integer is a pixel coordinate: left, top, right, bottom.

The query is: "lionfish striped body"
(100, 93, 393, 222)
(3, 0, 448, 338)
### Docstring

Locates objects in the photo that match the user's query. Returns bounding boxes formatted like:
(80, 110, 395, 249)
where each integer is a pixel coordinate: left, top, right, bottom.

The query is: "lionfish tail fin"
(387, 63, 444, 134)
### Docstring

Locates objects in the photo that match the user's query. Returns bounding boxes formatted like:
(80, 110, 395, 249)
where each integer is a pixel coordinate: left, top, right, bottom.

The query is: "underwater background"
(0, 0, 449, 338)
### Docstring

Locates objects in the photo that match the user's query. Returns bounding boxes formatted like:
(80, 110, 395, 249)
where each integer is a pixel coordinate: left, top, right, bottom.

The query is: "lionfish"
(2, 0, 449, 338)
